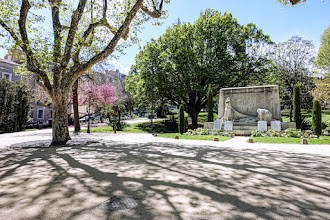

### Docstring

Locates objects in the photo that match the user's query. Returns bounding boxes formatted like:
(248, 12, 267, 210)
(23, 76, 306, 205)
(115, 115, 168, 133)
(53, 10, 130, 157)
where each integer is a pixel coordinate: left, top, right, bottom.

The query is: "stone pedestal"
(258, 121, 267, 131)
(203, 122, 214, 130)
(224, 121, 233, 131)
(271, 121, 281, 131)
(214, 120, 222, 130)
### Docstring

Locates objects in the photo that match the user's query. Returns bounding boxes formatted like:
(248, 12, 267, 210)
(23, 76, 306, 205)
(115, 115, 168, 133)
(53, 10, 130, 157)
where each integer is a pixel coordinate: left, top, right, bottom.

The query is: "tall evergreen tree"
(312, 100, 322, 137)
(293, 84, 302, 129)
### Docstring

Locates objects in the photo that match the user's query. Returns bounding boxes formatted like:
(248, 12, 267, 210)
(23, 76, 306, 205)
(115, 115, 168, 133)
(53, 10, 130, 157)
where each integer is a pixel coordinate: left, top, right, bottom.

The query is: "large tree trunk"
(190, 112, 198, 127)
(51, 95, 71, 146)
(72, 79, 80, 132)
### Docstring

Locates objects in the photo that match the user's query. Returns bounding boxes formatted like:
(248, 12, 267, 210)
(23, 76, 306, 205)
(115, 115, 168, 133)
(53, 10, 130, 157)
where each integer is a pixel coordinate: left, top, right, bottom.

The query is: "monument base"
(204, 122, 282, 136)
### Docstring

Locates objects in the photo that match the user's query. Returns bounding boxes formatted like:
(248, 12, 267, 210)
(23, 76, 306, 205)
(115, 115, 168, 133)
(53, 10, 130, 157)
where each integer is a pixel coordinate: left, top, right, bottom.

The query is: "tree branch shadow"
(0, 140, 329, 219)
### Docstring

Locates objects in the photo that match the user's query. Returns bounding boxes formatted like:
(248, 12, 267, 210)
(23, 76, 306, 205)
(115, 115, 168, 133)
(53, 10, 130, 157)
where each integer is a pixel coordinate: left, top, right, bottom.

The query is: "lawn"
(281, 110, 330, 124)
(80, 120, 178, 134)
(197, 112, 218, 122)
(252, 136, 330, 144)
(157, 133, 231, 141)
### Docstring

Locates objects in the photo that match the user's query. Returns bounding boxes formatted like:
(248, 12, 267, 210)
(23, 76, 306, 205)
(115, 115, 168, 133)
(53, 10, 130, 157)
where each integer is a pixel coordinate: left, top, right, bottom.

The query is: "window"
(1, 72, 12, 81)
(37, 108, 44, 120)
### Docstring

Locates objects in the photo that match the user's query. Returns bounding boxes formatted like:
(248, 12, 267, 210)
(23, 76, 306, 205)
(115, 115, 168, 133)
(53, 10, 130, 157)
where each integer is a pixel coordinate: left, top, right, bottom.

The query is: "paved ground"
(0, 126, 329, 219)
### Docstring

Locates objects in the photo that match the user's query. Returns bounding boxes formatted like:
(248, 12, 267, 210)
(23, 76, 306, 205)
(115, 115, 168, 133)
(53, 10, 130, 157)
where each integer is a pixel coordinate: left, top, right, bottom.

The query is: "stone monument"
(217, 85, 282, 135)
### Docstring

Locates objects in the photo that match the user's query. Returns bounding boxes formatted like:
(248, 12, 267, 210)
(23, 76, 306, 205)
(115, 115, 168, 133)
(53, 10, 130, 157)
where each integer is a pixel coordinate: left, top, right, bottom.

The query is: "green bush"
(0, 79, 31, 133)
(250, 128, 319, 139)
(251, 130, 264, 137)
(293, 84, 302, 129)
(312, 100, 322, 137)
(192, 128, 234, 137)
(285, 128, 298, 137)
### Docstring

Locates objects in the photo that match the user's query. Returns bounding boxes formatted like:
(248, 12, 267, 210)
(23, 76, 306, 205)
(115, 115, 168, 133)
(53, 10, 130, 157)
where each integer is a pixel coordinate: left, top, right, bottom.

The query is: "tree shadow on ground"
(0, 141, 329, 220)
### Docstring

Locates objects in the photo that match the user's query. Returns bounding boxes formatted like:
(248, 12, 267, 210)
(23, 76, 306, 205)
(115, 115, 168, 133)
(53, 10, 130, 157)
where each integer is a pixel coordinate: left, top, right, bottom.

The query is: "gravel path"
(0, 128, 330, 220)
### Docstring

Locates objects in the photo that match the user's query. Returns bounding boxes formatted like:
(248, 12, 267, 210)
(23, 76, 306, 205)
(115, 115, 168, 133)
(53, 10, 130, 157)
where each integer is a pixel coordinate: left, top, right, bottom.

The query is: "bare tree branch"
(0, 19, 21, 44)
(61, 0, 88, 69)
(141, 0, 164, 18)
(18, 0, 53, 93)
(49, 0, 62, 64)
(67, 0, 145, 90)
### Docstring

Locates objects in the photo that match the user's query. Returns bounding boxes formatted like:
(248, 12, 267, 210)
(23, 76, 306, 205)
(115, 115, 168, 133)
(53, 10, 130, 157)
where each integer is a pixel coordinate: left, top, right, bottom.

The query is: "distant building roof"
(0, 58, 18, 66)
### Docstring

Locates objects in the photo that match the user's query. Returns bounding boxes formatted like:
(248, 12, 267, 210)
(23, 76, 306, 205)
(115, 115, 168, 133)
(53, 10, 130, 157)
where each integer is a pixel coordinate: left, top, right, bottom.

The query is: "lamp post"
(87, 91, 91, 133)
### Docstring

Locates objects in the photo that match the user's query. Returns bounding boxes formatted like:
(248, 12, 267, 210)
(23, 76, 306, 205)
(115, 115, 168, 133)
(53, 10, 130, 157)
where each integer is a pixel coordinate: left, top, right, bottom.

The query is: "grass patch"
(281, 110, 330, 123)
(81, 120, 178, 134)
(157, 133, 231, 141)
(197, 112, 218, 122)
(252, 136, 330, 144)
(24, 128, 37, 131)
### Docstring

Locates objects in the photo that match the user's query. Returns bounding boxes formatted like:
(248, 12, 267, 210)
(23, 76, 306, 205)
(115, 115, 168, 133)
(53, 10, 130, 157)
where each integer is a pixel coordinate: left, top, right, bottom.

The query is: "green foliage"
(127, 9, 272, 126)
(193, 128, 235, 137)
(251, 128, 318, 138)
(81, 120, 177, 134)
(312, 100, 322, 137)
(0, 79, 32, 133)
(179, 104, 185, 134)
(293, 84, 302, 129)
(207, 85, 214, 122)
(157, 133, 231, 141)
(317, 25, 330, 72)
(197, 112, 218, 123)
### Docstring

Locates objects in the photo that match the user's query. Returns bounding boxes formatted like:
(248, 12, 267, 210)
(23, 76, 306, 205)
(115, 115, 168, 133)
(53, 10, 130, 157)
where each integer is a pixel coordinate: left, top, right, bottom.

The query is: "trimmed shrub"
(207, 85, 214, 122)
(293, 84, 302, 129)
(312, 100, 322, 137)
(179, 104, 185, 134)
(0, 79, 31, 133)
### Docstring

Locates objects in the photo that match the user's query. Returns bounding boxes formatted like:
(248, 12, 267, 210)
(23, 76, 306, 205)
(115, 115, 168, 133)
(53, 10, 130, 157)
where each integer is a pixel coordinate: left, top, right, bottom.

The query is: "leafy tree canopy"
(126, 9, 272, 125)
(317, 25, 330, 72)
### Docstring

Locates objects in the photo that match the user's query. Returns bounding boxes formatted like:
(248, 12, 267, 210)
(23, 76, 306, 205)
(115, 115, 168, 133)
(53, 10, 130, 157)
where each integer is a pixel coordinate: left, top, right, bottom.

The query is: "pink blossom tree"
(78, 83, 117, 107)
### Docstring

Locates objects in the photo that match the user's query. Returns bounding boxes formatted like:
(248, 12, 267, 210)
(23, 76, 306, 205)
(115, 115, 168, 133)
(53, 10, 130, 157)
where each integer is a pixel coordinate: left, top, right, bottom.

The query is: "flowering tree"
(78, 83, 117, 107)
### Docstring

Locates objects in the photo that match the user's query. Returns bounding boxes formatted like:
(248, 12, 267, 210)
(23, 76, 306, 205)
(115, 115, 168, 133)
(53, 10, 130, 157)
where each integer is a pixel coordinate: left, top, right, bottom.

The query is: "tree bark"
(51, 95, 71, 146)
(72, 79, 80, 132)
(190, 112, 198, 127)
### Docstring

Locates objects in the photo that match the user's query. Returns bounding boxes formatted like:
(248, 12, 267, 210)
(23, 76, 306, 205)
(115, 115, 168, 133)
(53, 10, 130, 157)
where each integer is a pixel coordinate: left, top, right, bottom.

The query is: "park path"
(1, 127, 329, 157)
(0, 130, 329, 220)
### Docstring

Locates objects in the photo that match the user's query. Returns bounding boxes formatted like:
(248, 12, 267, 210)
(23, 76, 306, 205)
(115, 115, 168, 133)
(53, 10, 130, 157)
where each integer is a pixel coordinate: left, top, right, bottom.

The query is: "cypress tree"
(312, 100, 322, 137)
(207, 85, 214, 122)
(293, 84, 302, 129)
(179, 104, 185, 134)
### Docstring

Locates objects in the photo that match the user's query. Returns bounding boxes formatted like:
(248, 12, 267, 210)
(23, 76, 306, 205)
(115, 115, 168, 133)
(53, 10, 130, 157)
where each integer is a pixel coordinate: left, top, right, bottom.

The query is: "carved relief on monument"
(221, 97, 257, 124)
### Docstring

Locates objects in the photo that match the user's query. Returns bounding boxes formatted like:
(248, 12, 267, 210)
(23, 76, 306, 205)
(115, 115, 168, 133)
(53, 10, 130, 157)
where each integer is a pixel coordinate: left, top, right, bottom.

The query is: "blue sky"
(1, 0, 329, 75)
(112, 0, 330, 74)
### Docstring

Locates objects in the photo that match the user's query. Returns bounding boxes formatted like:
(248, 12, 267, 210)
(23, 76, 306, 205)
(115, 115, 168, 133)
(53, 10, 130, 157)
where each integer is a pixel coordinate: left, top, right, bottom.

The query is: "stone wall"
(218, 85, 281, 120)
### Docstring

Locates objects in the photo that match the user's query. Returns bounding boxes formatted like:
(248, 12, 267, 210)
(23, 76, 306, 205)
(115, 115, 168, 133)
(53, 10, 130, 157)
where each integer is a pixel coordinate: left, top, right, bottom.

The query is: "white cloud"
(109, 60, 124, 68)
(108, 60, 131, 75)
(123, 65, 132, 74)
